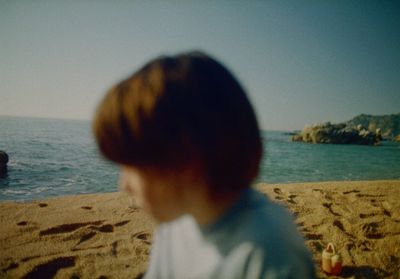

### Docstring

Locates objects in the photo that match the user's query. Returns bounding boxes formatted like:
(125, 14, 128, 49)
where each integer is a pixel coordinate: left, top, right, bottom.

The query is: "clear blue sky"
(1, 1, 399, 130)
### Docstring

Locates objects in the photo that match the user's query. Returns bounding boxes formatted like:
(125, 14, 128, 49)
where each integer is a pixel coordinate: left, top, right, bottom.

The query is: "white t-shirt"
(144, 188, 315, 279)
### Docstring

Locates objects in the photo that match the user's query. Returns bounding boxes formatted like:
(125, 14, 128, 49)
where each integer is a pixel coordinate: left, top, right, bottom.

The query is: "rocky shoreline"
(291, 122, 381, 145)
(291, 113, 400, 145)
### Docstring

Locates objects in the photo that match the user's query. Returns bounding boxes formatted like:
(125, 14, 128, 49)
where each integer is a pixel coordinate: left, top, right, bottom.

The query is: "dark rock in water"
(291, 122, 381, 145)
(283, 131, 299, 136)
(0, 150, 9, 177)
(0, 151, 8, 165)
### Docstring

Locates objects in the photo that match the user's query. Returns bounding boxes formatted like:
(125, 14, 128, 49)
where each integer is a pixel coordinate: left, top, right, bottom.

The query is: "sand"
(0, 180, 399, 279)
(256, 180, 400, 279)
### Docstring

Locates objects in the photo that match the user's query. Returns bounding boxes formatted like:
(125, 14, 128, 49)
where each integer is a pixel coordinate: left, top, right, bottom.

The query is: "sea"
(1, 116, 399, 201)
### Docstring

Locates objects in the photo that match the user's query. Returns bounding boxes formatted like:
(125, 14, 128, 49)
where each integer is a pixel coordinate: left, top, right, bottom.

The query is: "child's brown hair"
(93, 51, 262, 197)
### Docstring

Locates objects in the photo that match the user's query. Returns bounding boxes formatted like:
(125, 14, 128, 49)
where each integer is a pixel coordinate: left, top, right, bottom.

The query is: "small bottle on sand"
(322, 243, 342, 275)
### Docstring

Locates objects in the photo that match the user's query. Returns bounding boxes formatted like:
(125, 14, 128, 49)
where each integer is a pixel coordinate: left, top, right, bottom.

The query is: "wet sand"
(1, 180, 399, 278)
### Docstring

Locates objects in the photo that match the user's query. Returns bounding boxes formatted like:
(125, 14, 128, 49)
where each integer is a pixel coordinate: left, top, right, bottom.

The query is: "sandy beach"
(1, 180, 399, 279)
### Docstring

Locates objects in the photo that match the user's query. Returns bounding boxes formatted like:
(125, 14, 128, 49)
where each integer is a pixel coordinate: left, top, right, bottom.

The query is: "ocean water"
(0, 116, 119, 201)
(1, 116, 399, 201)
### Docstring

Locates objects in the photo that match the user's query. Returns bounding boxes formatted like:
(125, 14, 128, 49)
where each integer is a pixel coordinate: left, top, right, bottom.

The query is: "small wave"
(58, 166, 72, 171)
(2, 189, 31, 195)
(59, 178, 76, 183)
(32, 186, 52, 194)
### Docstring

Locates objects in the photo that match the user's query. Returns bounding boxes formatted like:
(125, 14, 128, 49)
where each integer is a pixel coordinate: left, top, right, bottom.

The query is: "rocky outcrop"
(0, 151, 9, 177)
(346, 113, 400, 139)
(291, 122, 381, 145)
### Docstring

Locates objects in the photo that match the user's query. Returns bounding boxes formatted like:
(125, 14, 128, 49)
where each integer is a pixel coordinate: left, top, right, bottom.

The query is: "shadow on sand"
(340, 265, 391, 278)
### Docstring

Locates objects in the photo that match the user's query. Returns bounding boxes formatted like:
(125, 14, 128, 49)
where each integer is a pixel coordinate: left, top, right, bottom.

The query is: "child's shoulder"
(217, 188, 304, 248)
(204, 188, 316, 278)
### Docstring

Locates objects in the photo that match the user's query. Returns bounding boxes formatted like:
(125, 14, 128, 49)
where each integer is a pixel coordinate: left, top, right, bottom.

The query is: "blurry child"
(93, 51, 315, 278)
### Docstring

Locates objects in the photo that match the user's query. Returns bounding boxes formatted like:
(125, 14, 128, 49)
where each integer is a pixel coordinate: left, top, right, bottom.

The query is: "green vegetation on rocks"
(346, 113, 400, 139)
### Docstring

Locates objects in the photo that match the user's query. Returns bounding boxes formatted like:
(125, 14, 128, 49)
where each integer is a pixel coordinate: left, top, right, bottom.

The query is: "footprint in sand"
(39, 221, 119, 254)
(96, 224, 114, 233)
(287, 194, 297, 204)
(39, 220, 104, 236)
(72, 234, 107, 251)
(333, 220, 345, 232)
(114, 220, 130, 227)
(359, 213, 377, 219)
(343, 190, 360, 195)
(273, 188, 286, 201)
(333, 219, 355, 238)
(127, 206, 140, 213)
(273, 188, 282, 195)
(369, 199, 381, 208)
(304, 233, 323, 240)
(77, 231, 97, 245)
(132, 231, 152, 245)
(382, 209, 391, 217)
(74, 224, 115, 246)
(23, 256, 76, 279)
(16, 221, 38, 233)
(362, 222, 384, 239)
(111, 241, 119, 256)
(345, 241, 355, 250)
(134, 232, 150, 241)
(368, 199, 390, 218)
(73, 225, 115, 250)
(357, 239, 372, 251)
(322, 203, 341, 217)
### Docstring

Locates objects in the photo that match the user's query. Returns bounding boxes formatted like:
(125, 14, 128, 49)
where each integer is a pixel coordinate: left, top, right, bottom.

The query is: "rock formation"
(0, 151, 9, 177)
(346, 113, 400, 139)
(291, 122, 381, 145)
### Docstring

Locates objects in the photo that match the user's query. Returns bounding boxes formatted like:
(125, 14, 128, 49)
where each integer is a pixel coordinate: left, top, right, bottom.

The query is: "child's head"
(93, 51, 262, 212)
